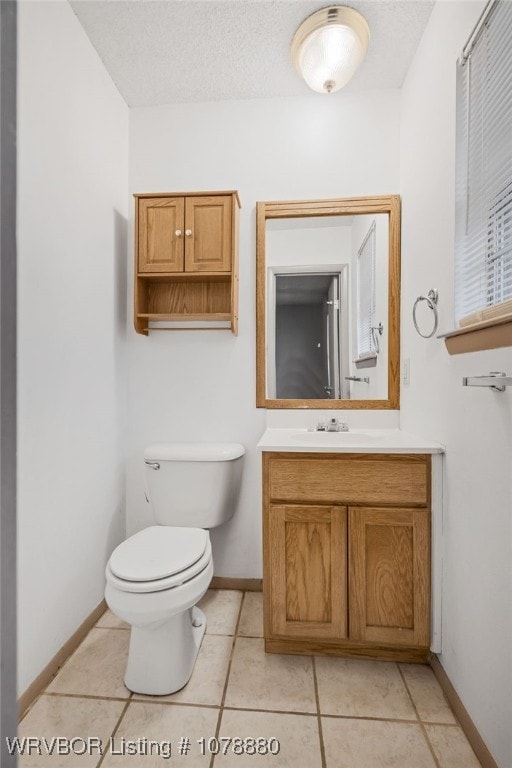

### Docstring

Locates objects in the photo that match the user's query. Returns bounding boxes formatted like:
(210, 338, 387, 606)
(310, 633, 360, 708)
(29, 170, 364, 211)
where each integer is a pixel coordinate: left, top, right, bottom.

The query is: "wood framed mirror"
(256, 195, 400, 409)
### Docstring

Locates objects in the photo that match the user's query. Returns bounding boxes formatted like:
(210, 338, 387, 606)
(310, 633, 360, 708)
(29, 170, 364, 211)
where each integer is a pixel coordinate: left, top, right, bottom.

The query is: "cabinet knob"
(175, 229, 182, 237)
(185, 229, 192, 237)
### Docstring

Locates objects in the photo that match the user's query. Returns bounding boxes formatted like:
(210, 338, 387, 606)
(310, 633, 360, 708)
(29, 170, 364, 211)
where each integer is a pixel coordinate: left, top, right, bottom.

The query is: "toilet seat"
(106, 527, 212, 594)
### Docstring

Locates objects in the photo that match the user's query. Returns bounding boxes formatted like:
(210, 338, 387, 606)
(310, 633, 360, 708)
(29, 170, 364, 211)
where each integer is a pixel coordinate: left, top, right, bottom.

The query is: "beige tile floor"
(20, 589, 482, 768)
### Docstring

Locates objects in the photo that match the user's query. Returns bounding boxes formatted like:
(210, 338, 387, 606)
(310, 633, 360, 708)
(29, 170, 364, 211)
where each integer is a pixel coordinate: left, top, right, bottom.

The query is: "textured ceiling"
(70, 0, 434, 107)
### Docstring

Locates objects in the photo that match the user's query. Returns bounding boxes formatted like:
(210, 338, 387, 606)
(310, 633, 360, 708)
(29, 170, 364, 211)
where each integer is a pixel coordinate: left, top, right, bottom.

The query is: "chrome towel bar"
(462, 371, 512, 392)
(345, 375, 370, 384)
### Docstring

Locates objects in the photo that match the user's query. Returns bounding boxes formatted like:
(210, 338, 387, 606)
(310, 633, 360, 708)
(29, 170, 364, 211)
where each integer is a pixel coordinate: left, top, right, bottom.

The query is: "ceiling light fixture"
(291, 6, 370, 94)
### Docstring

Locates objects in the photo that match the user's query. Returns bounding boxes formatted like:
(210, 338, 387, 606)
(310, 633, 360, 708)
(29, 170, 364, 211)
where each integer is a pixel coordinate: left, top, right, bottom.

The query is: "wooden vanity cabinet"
(134, 191, 240, 334)
(263, 452, 431, 663)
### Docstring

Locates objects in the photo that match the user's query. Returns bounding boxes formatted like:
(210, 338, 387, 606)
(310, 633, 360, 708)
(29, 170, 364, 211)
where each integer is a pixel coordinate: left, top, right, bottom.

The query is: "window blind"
(356, 221, 376, 359)
(455, 0, 512, 325)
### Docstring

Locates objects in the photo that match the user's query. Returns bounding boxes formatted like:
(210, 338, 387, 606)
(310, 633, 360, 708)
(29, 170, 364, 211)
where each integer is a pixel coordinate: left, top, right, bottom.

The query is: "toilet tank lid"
(145, 442, 245, 462)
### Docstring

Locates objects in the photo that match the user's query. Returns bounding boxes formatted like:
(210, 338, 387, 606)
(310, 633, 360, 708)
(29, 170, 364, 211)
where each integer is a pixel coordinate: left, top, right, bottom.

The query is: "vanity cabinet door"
(184, 196, 232, 273)
(266, 504, 347, 640)
(137, 197, 185, 273)
(349, 507, 430, 648)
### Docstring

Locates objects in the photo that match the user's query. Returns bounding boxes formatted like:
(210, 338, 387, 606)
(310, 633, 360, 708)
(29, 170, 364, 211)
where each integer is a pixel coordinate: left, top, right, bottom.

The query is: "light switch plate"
(402, 358, 410, 386)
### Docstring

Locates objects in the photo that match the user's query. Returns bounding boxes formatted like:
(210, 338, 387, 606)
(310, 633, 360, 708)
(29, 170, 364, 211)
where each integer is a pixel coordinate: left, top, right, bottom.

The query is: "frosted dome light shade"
(299, 25, 365, 93)
(291, 7, 370, 94)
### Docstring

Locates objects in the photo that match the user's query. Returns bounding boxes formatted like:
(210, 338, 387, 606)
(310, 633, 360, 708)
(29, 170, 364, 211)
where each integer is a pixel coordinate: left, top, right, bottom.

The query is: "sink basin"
(290, 431, 382, 445)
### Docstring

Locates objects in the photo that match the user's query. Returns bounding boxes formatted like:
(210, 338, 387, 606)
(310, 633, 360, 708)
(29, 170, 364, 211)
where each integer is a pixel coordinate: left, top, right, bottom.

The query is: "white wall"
(400, 3, 512, 766)
(266, 223, 352, 269)
(127, 90, 401, 577)
(17, 1, 129, 694)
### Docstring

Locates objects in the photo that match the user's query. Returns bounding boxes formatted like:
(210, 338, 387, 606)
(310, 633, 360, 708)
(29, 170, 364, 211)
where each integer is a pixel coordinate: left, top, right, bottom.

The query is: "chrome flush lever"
(144, 460, 160, 470)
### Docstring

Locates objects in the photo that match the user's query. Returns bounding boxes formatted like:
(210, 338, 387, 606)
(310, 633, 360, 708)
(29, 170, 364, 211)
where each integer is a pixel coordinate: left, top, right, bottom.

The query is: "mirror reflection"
(266, 214, 389, 401)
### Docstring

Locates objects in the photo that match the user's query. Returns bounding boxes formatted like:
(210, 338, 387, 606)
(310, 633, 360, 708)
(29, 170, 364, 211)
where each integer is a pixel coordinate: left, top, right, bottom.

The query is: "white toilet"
(105, 442, 245, 696)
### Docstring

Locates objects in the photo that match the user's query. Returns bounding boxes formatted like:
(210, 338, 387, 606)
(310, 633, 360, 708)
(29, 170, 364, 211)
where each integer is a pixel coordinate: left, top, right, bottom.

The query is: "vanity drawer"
(266, 454, 429, 507)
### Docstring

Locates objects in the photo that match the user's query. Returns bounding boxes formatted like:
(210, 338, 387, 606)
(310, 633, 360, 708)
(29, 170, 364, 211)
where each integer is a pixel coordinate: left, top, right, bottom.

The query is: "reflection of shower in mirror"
(270, 268, 349, 399)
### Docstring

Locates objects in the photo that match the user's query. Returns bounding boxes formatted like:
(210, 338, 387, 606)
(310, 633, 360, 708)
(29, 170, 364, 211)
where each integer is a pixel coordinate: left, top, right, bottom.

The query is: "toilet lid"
(109, 526, 208, 582)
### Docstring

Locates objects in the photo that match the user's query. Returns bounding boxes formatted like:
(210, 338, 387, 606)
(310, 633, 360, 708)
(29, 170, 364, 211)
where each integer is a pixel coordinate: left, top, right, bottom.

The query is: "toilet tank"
(144, 442, 245, 528)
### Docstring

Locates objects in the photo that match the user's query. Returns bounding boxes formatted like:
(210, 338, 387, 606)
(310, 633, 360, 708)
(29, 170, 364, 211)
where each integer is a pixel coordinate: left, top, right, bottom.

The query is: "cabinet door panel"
(185, 196, 231, 272)
(138, 197, 184, 272)
(268, 505, 347, 639)
(349, 507, 430, 647)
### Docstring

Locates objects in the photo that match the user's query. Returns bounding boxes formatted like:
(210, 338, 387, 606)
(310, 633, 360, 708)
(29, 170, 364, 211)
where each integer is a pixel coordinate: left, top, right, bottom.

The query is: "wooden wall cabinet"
(134, 191, 240, 334)
(263, 452, 431, 663)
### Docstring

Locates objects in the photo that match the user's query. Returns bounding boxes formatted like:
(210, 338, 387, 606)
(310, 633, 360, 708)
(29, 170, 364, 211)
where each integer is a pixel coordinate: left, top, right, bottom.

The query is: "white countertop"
(257, 428, 445, 454)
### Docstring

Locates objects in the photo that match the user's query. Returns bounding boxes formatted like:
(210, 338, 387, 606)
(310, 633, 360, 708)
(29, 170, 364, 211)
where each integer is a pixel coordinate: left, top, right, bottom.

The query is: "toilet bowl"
(106, 527, 213, 695)
(105, 442, 244, 696)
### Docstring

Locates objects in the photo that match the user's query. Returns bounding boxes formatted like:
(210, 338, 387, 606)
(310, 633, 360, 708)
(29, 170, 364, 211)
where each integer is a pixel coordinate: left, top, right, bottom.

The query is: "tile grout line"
(220, 705, 315, 718)
(209, 590, 247, 768)
(211, 706, 452, 725)
(397, 665, 442, 768)
(130, 697, 220, 710)
(43, 691, 132, 704)
(95, 694, 133, 768)
(319, 712, 426, 725)
(312, 657, 327, 768)
(94, 625, 130, 631)
(34, 689, 463, 727)
(226, 632, 261, 639)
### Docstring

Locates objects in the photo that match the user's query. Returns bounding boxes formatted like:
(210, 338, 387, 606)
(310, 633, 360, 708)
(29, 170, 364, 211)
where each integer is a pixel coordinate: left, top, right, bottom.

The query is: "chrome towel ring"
(413, 289, 439, 338)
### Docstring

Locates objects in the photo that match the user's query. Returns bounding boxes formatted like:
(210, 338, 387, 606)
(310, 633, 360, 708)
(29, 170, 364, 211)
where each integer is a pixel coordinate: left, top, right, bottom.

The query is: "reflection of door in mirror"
(351, 214, 389, 400)
(272, 271, 349, 399)
(326, 275, 340, 399)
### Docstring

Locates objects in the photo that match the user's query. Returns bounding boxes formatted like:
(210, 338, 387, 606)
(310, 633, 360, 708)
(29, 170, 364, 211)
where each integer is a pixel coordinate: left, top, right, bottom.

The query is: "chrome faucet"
(318, 418, 349, 432)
